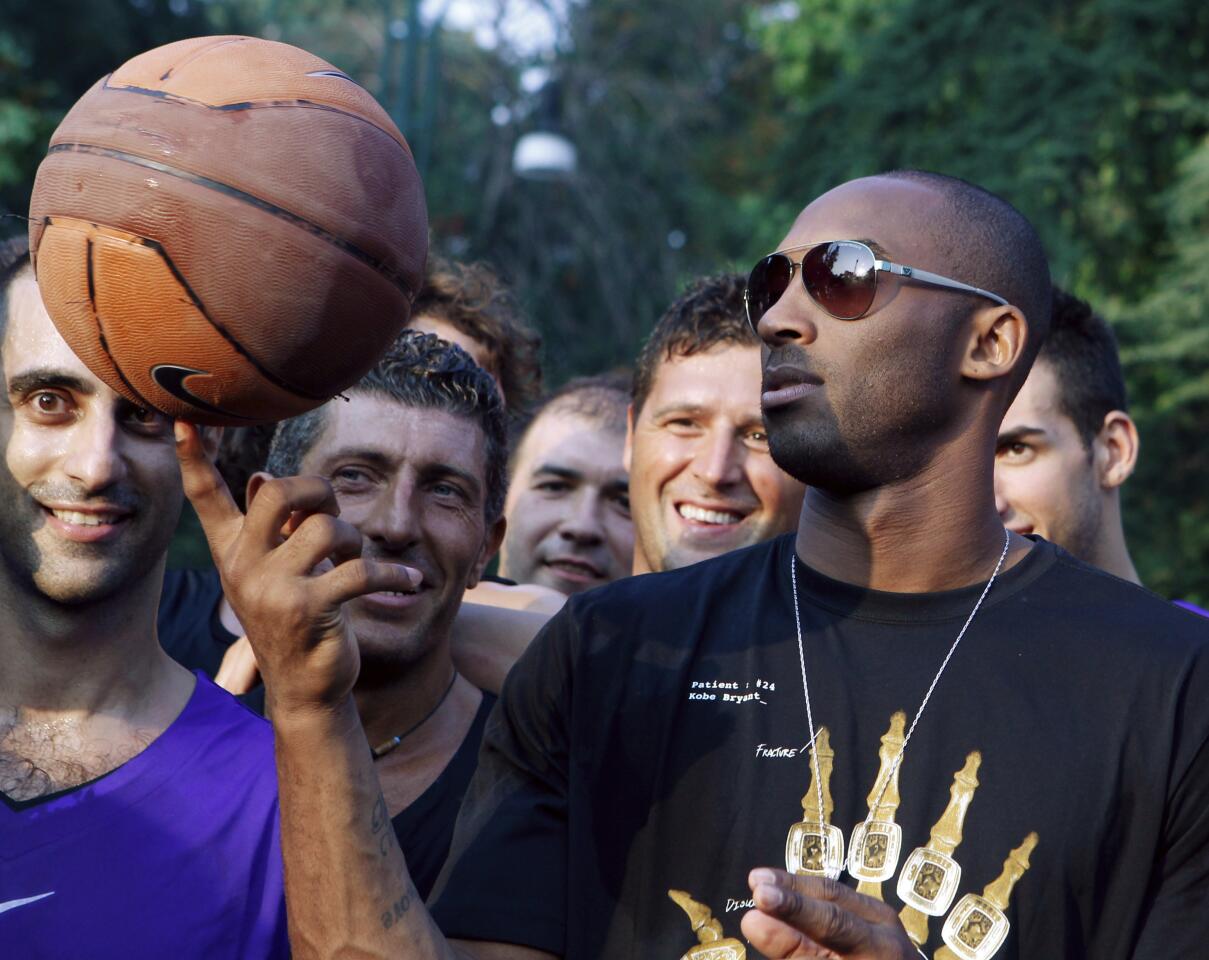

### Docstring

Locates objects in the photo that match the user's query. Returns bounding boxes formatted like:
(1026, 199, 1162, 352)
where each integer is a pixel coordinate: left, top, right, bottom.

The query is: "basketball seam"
(54, 214, 328, 403)
(47, 142, 417, 300)
(87, 233, 162, 413)
(99, 73, 412, 156)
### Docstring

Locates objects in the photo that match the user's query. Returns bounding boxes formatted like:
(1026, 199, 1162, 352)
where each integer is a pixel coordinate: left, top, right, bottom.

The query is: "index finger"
(750, 869, 899, 927)
(175, 420, 243, 556)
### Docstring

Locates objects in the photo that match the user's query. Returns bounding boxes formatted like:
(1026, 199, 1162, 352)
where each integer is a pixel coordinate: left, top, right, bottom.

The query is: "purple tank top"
(0, 673, 288, 959)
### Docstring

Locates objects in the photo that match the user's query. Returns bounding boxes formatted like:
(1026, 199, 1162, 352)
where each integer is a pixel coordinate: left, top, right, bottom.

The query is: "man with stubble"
(0, 238, 287, 957)
(179, 172, 1209, 960)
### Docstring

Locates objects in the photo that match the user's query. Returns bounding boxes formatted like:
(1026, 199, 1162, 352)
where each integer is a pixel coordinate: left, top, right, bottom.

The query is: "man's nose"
(692, 429, 744, 489)
(993, 470, 1011, 520)
(61, 414, 128, 493)
(756, 279, 818, 347)
(361, 480, 421, 550)
(558, 490, 605, 545)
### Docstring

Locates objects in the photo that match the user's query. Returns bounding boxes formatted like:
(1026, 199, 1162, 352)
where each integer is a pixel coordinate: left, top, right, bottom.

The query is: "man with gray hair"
(251, 330, 507, 899)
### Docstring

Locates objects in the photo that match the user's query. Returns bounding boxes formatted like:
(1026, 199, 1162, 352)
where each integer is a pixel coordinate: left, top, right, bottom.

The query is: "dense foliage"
(1, 0, 1206, 598)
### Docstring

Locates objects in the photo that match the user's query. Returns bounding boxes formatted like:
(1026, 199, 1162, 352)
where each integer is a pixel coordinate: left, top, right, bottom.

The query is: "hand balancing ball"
(28, 35, 427, 425)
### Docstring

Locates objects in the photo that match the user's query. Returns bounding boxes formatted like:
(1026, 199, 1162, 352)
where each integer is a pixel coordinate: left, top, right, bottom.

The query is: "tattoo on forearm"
(380, 883, 414, 929)
(370, 791, 391, 857)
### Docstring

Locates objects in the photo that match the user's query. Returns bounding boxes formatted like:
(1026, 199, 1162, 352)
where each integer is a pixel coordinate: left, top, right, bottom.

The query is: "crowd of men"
(1, 167, 1207, 960)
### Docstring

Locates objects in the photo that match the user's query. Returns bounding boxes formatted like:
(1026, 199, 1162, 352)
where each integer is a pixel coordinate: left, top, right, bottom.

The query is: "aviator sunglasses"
(744, 239, 1009, 331)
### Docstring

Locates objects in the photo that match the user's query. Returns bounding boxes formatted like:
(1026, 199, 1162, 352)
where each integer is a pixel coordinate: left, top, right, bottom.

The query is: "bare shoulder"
(463, 580, 567, 615)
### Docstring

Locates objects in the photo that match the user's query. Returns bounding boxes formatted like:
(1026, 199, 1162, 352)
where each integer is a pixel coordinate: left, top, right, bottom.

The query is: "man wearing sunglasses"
(181, 170, 1209, 960)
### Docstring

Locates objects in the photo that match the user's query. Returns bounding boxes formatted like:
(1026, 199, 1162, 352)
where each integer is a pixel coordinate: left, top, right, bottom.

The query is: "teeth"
(678, 504, 742, 525)
(51, 509, 121, 526)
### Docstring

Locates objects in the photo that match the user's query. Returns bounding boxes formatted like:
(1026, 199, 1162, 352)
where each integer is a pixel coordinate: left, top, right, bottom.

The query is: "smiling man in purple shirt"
(0, 239, 287, 959)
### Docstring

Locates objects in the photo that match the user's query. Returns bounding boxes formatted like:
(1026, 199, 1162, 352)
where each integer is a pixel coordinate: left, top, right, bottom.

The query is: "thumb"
(175, 420, 243, 557)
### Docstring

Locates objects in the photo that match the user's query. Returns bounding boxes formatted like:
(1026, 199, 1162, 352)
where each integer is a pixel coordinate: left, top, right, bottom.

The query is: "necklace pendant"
(897, 847, 963, 916)
(848, 819, 902, 883)
(785, 820, 844, 880)
(940, 894, 1010, 960)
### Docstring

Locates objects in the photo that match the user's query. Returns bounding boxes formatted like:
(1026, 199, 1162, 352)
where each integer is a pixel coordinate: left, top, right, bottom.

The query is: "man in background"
(496, 374, 633, 596)
(995, 285, 1207, 615)
(627, 273, 805, 573)
(995, 286, 1140, 582)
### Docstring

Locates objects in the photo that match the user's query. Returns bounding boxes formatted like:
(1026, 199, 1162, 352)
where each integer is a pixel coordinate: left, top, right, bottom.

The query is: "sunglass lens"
(802, 241, 876, 320)
(746, 254, 792, 331)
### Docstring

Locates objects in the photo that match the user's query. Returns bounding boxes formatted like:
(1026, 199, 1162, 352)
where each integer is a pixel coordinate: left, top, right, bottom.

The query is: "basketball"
(27, 35, 427, 425)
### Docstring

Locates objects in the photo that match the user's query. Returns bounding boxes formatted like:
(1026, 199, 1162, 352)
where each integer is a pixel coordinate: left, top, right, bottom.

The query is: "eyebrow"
(533, 464, 583, 482)
(6, 368, 96, 398)
(996, 425, 1048, 445)
(648, 402, 708, 420)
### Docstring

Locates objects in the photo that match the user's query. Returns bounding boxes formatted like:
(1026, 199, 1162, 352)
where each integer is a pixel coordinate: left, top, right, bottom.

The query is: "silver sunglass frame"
(744, 239, 1009, 329)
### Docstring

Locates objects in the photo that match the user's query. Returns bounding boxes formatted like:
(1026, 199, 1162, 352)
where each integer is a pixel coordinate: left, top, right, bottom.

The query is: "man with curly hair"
(408, 255, 544, 416)
(249, 330, 508, 899)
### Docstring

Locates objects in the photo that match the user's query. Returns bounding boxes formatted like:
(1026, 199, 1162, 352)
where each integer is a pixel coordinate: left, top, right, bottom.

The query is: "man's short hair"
(0, 234, 31, 336)
(632, 273, 757, 416)
(413, 256, 543, 414)
(1037, 285, 1128, 449)
(510, 372, 631, 471)
(266, 331, 509, 522)
(881, 170, 1053, 389)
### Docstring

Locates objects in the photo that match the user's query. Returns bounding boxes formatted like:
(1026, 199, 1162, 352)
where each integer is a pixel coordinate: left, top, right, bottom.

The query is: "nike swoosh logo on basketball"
(0, 892, 55, 915)
(150, 364, 250, 419)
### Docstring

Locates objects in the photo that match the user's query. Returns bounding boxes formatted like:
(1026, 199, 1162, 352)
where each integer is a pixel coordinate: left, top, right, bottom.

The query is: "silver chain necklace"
(788, 528, 1011, 880)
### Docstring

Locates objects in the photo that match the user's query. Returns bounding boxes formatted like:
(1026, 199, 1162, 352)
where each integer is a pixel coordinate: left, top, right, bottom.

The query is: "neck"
(1088, 495, 1141, 585)
(795, 442, 1025, 592)
(354, 640, 460, 749)
(0, 557, 184, 718)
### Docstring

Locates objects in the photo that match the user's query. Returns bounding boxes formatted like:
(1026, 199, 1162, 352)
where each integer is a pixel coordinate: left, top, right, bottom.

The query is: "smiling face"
(0, 268, 181, 605)
(994, 359, 1102, 555)
(294, 393, 501, 669)
(626, 344, 805, 573)
(757, 178, 977, 493)
(499, 408, 632, 594)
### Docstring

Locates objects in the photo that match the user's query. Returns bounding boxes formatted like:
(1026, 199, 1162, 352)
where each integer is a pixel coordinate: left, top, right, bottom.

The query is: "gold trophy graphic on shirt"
(850, 711, 907, 896)
(668, 889, 747, 960)
(937, 832, 1039, 960)
(898, 751, 981, 945)
(785, 727, 844, 879)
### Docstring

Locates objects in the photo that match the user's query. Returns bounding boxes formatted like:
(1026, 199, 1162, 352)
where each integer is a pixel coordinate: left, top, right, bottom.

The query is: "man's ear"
(468, 515, 507, 590)
(1094, 410, 1140, 491)
(962, 304, 1029, 384)
(244, 470, 273, 509)
(623, 404, 635, 473)
(200, 426, 224, 460)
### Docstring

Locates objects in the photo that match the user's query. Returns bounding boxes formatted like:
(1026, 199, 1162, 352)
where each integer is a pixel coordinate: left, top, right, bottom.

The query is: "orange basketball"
(28, 35, 427, 425)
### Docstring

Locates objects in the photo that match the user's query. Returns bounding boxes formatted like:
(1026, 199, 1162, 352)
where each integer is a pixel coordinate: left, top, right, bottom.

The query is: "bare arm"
(274, 696, 551, 960)
(175, 423, 554, 960)
(452, 603, 551, 694)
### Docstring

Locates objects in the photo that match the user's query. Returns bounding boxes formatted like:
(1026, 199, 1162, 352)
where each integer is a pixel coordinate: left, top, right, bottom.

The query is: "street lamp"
(512, 80, 577, 182)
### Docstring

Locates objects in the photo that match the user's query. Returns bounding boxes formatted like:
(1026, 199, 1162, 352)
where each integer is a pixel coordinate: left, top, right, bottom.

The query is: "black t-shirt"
(159, 568, 267, 714)
(394, 691, 497, 902)
(430, 535, 1209, 960)
(158, 568, 237, 677)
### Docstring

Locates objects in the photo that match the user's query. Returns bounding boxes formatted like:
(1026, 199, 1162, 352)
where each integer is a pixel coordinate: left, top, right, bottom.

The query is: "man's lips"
(543, 555, 604, 584)
(762, 365, 822, 410)
(39, 503, 133, 543)
(359, 571, 429, 613)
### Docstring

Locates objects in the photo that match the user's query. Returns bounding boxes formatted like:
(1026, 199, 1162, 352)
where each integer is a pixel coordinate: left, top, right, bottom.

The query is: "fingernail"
(174, 421, 187, 444)
(756, 882, 784, 909)
(749, 868, 777, 887)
